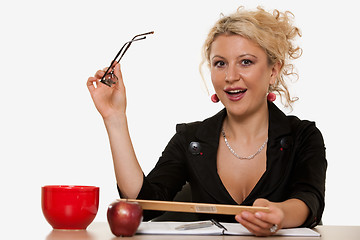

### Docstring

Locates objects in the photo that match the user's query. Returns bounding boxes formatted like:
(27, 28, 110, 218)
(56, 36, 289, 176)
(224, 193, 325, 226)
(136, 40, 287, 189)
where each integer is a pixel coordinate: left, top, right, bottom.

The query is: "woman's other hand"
(87, 63, 126, 120)
(235, 198, 284, 237)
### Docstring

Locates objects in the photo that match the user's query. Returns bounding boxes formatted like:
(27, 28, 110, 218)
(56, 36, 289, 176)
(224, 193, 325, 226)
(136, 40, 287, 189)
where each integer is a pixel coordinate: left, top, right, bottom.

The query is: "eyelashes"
(241, 59, 253, 66)
(212, 59, 254, 68)
(213, 60, 226, 68)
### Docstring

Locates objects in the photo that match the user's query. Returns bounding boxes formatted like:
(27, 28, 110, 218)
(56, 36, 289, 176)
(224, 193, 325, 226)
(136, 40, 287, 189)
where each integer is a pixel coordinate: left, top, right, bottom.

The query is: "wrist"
(103, 113, 127, 127)
(276, 199, 309, 228)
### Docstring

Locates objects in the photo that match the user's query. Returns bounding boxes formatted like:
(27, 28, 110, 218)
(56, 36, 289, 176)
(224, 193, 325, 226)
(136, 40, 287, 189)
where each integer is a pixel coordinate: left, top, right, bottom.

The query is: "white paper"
(137, 221, 223, 235)
(222, 222, 320, 236)
(136, 221, 320, 237)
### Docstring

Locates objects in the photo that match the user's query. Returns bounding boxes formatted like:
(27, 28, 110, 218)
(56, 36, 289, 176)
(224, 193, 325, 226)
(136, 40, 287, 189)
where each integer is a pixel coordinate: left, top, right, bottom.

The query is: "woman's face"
(210, 34, 279, 117)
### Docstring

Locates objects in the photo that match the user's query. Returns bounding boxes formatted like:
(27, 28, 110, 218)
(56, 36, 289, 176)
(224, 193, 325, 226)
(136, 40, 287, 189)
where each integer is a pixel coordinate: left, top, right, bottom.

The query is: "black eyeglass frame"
(100, 31, 154, 87)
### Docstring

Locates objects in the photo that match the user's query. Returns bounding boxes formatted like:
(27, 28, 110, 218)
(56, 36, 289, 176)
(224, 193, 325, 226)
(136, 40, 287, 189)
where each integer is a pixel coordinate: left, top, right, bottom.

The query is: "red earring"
(211, 94, 219, 103)
(267, 92, 276, 102)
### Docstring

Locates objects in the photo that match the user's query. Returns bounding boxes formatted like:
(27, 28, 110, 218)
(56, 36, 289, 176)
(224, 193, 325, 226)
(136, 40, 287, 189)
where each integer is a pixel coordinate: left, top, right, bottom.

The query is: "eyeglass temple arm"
(100, 31, 154, 82)
(117, 31, 154, 62)
(101, 37, 145, 81)
(131, 31, 154, 40)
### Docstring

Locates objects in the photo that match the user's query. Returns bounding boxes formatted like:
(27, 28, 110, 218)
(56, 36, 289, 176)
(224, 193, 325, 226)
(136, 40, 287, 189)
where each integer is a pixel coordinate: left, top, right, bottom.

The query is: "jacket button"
(189, 142, 201, 155)
(280, 137, 291, 149)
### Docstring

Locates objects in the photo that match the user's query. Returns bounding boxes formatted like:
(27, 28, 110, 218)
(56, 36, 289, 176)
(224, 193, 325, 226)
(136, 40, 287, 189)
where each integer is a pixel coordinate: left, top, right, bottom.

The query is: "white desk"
(38, 222, 360, 240)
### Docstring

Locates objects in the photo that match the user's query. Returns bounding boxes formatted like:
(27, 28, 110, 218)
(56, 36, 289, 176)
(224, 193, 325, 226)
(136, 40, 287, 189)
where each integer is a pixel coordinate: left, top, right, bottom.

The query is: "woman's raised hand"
(87, 63, 126, 120)
(87, 63, 144, 198)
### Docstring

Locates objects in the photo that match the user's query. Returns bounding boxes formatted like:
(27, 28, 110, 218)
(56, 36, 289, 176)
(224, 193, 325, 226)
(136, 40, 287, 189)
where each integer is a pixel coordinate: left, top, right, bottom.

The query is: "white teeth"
(228, 90, 240, 93)
(227, 89, 245, 93)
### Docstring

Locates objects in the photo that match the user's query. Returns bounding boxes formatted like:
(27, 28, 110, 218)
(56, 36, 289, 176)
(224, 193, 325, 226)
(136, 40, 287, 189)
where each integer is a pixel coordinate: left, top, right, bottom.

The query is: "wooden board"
(119, 199, 269, 215)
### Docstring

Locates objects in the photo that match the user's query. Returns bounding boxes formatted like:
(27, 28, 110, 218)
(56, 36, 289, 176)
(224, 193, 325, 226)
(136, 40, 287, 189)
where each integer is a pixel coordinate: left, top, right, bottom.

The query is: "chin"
(225, 105, 249, 117)
(225, 101, 266, 118)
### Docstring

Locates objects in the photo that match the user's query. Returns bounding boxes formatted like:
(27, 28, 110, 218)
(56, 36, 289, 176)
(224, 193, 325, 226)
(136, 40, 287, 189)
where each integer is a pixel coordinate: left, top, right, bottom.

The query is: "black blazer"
(130, 102, 327, 227)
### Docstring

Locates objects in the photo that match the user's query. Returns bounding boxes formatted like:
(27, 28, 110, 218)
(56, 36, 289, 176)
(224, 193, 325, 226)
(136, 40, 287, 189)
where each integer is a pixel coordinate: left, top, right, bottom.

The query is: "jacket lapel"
(188, 109, 237, 204)
(243, 102, 294, 204)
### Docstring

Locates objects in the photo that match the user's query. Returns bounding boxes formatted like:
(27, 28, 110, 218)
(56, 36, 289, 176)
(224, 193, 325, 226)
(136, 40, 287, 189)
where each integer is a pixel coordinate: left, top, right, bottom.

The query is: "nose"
(225, 64, 240, 83)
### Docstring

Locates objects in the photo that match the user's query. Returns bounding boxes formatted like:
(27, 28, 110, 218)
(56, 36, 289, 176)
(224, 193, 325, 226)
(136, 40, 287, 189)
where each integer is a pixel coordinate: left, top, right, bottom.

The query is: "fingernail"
(242, 212, 249, 218)
(255, 212, 262, 218)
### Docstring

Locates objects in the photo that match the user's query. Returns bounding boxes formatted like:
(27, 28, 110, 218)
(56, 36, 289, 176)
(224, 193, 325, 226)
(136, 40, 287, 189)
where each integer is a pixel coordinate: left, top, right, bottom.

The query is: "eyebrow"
(211, 54, 258, 60)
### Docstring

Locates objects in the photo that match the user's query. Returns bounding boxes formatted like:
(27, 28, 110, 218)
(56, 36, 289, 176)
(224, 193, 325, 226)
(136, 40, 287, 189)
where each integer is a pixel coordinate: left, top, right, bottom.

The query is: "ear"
(269, 61, 282, 85)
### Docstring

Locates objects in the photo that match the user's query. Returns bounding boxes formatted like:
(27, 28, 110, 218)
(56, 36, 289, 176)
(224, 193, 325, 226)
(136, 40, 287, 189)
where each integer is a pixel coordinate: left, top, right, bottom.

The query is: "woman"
(87, 7, 327, 236)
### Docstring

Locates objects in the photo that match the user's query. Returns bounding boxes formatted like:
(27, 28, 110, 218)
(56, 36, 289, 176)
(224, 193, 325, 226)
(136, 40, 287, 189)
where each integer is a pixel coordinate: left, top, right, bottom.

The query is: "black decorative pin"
(189, 142, 202, 155)
(280, 137, 292, 150)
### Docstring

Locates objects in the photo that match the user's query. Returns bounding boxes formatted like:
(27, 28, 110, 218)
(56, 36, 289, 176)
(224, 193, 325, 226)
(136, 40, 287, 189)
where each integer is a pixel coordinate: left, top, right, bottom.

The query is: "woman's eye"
(241, 59, 253, 66)
(214, 60, 226, 68)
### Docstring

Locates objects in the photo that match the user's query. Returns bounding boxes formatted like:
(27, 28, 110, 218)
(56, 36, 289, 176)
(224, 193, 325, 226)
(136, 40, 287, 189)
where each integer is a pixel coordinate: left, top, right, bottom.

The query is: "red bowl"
(41, 185, 99, 230)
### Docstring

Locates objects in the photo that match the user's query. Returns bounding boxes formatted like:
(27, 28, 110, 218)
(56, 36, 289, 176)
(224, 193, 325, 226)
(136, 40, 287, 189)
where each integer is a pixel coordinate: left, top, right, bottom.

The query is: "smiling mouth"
(225, 89, 247, 94)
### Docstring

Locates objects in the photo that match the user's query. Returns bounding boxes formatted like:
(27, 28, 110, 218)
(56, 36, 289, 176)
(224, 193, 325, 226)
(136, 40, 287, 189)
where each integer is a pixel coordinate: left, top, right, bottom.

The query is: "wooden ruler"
(119, 199, 269, 215)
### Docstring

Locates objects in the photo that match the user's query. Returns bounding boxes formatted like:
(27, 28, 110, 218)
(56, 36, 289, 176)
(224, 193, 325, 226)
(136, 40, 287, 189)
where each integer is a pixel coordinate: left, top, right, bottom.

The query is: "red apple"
(107, 200, 143, 237)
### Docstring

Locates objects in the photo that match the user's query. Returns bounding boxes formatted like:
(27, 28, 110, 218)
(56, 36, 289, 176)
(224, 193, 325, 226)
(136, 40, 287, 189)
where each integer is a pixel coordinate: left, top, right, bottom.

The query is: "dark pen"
(210, 219, 228, 231)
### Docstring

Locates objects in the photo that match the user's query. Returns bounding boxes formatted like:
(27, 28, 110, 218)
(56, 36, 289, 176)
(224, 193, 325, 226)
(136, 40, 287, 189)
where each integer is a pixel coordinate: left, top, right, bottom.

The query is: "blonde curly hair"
(200, 6, 302, 108)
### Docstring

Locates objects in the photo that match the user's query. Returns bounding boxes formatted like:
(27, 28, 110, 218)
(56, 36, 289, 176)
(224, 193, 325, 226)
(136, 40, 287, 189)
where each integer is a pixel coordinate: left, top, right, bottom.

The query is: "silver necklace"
(221, 128, 268, 160)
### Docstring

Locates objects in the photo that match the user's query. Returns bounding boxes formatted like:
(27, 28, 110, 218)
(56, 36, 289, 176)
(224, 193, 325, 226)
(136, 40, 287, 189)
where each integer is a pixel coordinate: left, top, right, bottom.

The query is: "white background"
(1, 0, 359, 236)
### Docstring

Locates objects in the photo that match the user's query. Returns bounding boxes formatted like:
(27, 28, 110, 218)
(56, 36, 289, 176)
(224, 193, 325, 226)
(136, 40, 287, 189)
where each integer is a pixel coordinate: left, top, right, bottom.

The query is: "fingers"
(96, 61, 117, 80)
(253, 198, 269, 207)
(235, 199, 284, 237)
(236, 212, 274, 236)
(113, 63, 124, 90)
(100, 61, 118, 77)
(255, 205, 283, 227)
(95, 69, 106, 79)
(87, 76, 98, 94)
(87, 69, 107, 95)
(253, 199, 283, 226)
(87, 62, 123, 94)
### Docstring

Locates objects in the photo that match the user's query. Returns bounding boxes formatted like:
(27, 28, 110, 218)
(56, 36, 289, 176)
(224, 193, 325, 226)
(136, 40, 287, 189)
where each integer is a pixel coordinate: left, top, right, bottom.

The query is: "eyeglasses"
(101, 31, 154, 87)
